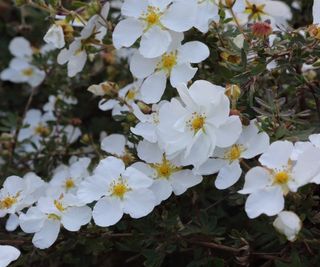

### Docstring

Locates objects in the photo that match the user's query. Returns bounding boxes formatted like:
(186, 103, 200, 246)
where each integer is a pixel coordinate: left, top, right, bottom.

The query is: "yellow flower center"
(34, 125, 50, 136)
(48, 213, 61, 220)
(161, 52, 177, 71)
(225, 145, 244, 162)
(22, 68, 34, 77)
(65, 178, 75, 190)
(245, 1, 266, 20)
(143, 6, 161, 27)
(151, 156, 180, 179)
(189, 113, 206, 133)
(111, 179, 130, 199)
(54, 200, 65, 212)
(125, 90, 136, 101)
(0, 196, 17, 209)
(274, 171, 290, 185)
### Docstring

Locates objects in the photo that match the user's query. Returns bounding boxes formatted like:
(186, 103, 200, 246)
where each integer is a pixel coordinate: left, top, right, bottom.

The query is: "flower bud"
(273, 211, 302, 242)
(308, 25, 320, 40)
(225, 84, 241, 102)
(250, 21, 272, 38)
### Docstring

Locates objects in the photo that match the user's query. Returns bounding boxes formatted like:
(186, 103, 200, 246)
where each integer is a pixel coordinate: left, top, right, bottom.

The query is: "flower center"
(151, 156, 180, 179)
(22, 68, 34, 77)
(189, 113, 206, 133)
(0, 196, 17, 209)
(245, 1, 265, 20)
(142, 6, 161, 28)
(65, 178, 75, 190)
(274, 171, 290, 185)
(161, 52, 177, 71)
(34, 125, 50, 136)
(54, 200, 65, 212)
(225, 145, 244, 162)
(125, 90, 136, 101)
(111, 178, 130, 199)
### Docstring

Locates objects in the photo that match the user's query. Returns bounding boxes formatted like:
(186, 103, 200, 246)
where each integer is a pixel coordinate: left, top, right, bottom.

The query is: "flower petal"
(93, 197, 123, 227)
(215, 161, 242, 190)
(32, 219, 61, 249)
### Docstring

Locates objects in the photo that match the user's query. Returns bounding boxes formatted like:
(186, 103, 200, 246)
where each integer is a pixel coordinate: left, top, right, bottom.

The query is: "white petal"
(171, 170, 202, 195)
(123, 189, 156, 218)
(43, 24, 65, 49)
(121, 0, 148, 17)
(195, 158, 226, 175)
(215, 162, 242, 189)
(239, 167, 271, 194)
(245, 187, 284, 218)
(313, 0, 320, 24)
(101, 134, 126, 156)
(5, 214, 19, 232)
(32, 219, 61, 249)
(130, 52, 158, 78)
(112, 18, 144, 49)
(161, 0, 197, 32)
(264, 1, 292, 21)
(170, 63, 197, 87)
(92, 197, 123, 227)
(9, 37, 32, 58)
(131, 122, 157, 143)
(0, 245, 20, 267)
(67, 50, 87, 77)
(215, 116, 242, 148)
(77, 175, 108, 203)
(19, 207, 45, 233)
(139, 26, 172, 58)
(149, 179, 172, 205)
(259, 141, 293, 169)
(124, 166, 154, 189)
(94, 156, 125, 179)
(62, 206, 91, 231)
(140, 71, 167, 104)
(137, 139, 163, 163)
(309, 133, 320, 148)
(99, 99, 119, 111)
(178, 41, 209, 63)
(273, 211, 302, 242)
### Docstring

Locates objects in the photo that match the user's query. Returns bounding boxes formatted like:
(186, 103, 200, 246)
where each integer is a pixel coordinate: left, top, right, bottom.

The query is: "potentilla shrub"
(0, 0, 320, 266)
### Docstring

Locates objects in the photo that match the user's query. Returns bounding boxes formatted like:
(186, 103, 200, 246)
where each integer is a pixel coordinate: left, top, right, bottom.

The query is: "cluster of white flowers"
(2, 0, 320, 265)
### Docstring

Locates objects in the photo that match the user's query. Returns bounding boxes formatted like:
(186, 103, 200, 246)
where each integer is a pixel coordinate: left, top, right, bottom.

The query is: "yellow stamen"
(225, 145, 244, 162)
(125, 90, 136, 101)
(65, 178, 75, 190)
(22, 68, 34, 77)
(245, 1, 266, 20)
(143, 6, 161, 27)
(151, 156, 181, 179)
(54, 200, 65, 212)
(34, 125, 50, 137)
(111, 179, 130, 199)
(0, 196, 17, 209)
(161, 53, 177, 71)
(274, 171, 290, 185)
(190, 114, 206, 133)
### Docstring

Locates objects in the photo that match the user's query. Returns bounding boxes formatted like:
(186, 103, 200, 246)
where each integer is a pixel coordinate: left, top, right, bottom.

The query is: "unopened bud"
(250, 21, 272, 38)
(225, 84, 241, 101)
(308, 25, 320, 40)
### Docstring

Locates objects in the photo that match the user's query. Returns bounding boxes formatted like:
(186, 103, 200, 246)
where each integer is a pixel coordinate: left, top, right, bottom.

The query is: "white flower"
(229, 0, 292, 26)
(43, 94, 78, 120)
(0, 58, 45, 87)
(313, 0, 320, 24)
(98, 80, 143, 116)
(0, 245, 20, 267)
(77, 157, 156, 227)
(0, 173, 45, 218)
(0, 37, 45, 87)
(131, 102, 164, 143)
(50, 158, 91, 195)
(100, 134, 134, 160)
(113, 0, 197, 58)
(54, 125, 82, 144)
(18, 109, 51, 152)
(19, 193, 91, 249)
(130, 34, 209, 103)
(44, 24, 65, 49)
(157, 80, 242, 168)
(196, 120, 269, 189)
(239, 141, 320, 218)
(133, 140, 202, 205)
(273, 211, 302, 241)
(57, 3, 110, 77)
